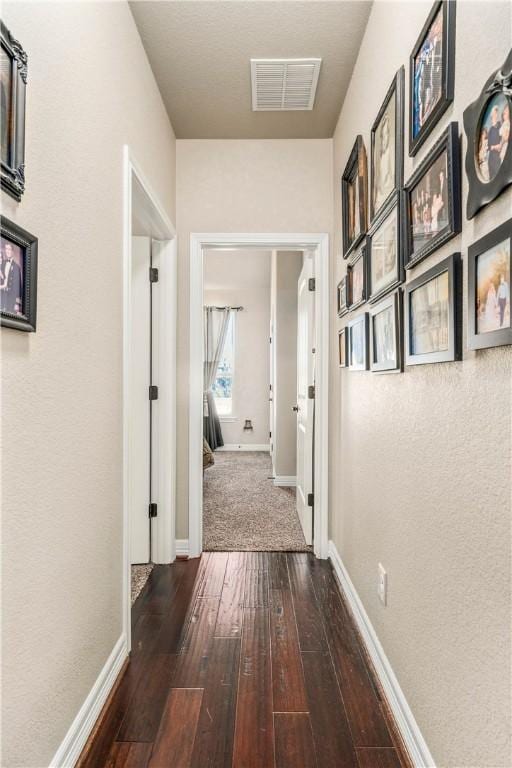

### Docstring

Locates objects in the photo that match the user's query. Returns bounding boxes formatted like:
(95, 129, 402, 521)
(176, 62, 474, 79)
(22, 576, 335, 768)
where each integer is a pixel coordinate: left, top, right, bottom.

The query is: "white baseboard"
(216, 444, 270, 452)
(175, 538, 189, 557)
(50, 634, 128, 768)
(273, 475, 296, 487)
(328, 541, 436, 768)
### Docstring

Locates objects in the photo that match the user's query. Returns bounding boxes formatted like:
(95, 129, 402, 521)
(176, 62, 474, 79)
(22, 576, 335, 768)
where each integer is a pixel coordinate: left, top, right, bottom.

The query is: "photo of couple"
(371, 207, 398, 297)
(476, 238, 510, 334)
(410, 270, 449, 355)
(373, 94, 395, 214)
(347, 176, 361, 247)
(373, 304, 396, 365)
(350, 251, 365, 306)
(411, 151, 448, 251)
(412, 5, 443, 139)
(0, 236, 24, 317)
(477, 93, 510, 183)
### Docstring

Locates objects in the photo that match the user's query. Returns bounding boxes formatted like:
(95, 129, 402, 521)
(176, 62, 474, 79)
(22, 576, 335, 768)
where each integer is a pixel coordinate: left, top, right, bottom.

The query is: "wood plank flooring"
(78, 553, 411, 768)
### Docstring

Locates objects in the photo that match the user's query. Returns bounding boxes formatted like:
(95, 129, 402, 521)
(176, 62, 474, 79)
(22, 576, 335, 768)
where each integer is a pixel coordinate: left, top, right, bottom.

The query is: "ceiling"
(129, 1, 372, 139)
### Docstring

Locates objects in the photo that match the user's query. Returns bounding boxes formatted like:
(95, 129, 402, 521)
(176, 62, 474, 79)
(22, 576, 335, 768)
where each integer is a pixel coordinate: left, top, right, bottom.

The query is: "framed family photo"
(409, 0, 456, 157)
(403, 122, 461, 269)
(368, 194, 403, 303)
(468, 218, 511, 350)
(347, 243, 367, 311)
(463, 50, 512, 219)
(0, 216, 38, 332)
(337, 275, 349, 317)
(370, 291, 402, 373)
(405, 252, 461, 366)
(338, 328, 348, 368)
(371, 67, 404, 222)
(342, 135, 368, 259)
(1, 21, 27, 201)
(348, 312, 369, 371)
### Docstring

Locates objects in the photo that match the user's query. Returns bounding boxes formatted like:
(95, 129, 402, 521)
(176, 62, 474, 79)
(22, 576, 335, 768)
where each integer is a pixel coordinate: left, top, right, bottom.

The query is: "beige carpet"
(203, 451, 311, 551)
(131, 563, 153, 604)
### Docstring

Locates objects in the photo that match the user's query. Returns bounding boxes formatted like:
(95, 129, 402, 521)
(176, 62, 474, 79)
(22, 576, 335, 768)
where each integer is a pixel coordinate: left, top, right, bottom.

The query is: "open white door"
(295, 253, 315, 545)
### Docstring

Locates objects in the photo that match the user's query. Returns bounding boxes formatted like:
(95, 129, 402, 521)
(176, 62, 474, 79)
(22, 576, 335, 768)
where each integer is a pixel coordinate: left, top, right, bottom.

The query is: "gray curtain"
(203, 307, 232, 450)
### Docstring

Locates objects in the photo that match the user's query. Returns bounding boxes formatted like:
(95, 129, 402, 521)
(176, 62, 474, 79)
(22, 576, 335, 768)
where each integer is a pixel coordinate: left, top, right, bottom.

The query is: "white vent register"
(250, 58, 321, 111)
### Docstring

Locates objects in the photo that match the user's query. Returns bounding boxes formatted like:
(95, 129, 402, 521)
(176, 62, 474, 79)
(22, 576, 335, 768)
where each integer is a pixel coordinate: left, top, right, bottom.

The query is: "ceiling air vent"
(250, 58, 321, 111)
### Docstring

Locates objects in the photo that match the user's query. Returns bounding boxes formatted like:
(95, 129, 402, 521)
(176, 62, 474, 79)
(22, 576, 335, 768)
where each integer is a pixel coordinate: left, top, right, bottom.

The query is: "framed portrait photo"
(347, 243, 367, 311)
(403, 122, 461, 269)
(0, 216, 38, 332)
(409, 0, 456, 157)
(342, 135, 368, 259)
(370, 291, 402, 373)
(463, 50, 512, 219)
(1, 21, 27, 201)
(338, 328, 348, 368)
(368, 195, 403, 303)
(348, 312, 369, 371)
(468, 218, 512, 350)
(337, 275, 349, 317)
(371, 67, 404, 222)
(405, 252, 461, 366)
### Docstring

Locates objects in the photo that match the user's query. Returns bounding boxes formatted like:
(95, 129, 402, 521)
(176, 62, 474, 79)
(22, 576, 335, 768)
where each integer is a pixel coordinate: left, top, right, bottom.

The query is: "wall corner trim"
(175, 539, 190, 557)
(328, 541, 436, 768)
(273, 475, 297, 487)
(49, 633, 128, 768)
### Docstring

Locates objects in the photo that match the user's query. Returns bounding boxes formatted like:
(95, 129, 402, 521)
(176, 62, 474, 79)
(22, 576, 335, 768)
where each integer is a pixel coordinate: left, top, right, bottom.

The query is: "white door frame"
(123, 146, 177, 650)
(188, 233, 329, 560)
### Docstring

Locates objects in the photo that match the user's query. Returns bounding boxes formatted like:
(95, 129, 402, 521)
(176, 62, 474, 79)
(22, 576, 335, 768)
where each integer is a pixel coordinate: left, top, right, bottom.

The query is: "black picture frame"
(347, 312, 369, 371)
(409, 0, 456, 157)
(1, 21, 27, 201)
(403, 121, 461, 270)
(347, 243, 368, 311)
(1, 215, 38, 332)
(370, 66, 405, 223)
(467, 218, 512, 350)
(370, 290, 403, 373)
(463, 50, 512, 219)
(338, 328, 348, 368)
(342, 135, 368, 259)
(337, 275, 349, 317)
(368, 193, 404, 304)
(405, 252, 461, 366)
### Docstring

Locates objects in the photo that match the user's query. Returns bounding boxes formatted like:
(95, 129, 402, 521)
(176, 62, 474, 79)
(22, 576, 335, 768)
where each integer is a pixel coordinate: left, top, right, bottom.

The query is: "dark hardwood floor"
(78, 553, 411, 768)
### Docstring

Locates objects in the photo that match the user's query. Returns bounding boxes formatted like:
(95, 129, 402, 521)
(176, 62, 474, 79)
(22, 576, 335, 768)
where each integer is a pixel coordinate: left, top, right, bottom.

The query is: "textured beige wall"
(204, 249, 271, 446)
(0, 3, 176, 766)
(176, 139, 333, 537)
(332, 3, 512, 766)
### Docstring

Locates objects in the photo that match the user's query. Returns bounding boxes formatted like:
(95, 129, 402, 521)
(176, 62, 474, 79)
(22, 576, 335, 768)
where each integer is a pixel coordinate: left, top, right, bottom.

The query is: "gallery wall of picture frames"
(338, 0, 512, 374)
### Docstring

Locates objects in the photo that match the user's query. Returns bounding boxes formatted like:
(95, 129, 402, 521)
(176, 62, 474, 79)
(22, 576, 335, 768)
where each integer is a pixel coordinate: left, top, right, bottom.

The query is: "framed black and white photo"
(0, 216, 37, 332)
(403, 122, 461, 269)
(347, 243, 367, 311)
(338, 328, 348, 368)
(371, 67, 404, 222)
(468, 218, 511, 350)
(409, 0, 456, 157)
(405, 252, 461, 366)
(463, 50, 512, 219)
(342, 135, 368, 259)
(370, 291, 402, 373)
(368, 194, 403, 303)
(348, 312, 369, 371)
(337, 275, 349, 317)
(1, 21, 27, 201)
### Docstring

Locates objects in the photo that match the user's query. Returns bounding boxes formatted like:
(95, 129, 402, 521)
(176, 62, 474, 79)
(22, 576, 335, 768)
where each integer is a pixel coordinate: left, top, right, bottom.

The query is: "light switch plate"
(378, 563, 387, 606)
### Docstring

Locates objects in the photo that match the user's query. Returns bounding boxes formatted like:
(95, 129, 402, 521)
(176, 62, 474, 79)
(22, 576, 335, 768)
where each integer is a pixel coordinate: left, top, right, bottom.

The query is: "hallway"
(79, 553, 410, 768)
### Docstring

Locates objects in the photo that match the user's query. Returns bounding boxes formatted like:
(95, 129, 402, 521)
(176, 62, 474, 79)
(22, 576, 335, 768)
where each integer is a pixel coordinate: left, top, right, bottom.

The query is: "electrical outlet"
(378, 563, 387, 606)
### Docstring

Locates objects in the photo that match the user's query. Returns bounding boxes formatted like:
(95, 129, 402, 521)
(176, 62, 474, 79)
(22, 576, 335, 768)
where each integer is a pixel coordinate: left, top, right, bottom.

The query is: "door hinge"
(149, 267, 159, 283)
(308, 277, 316, 291)
(149, 503, 158, 518)
(269, 431, 272, 438)
(307, 493, 314, 507)
(308, 384, 315, 399)
(149, 385, 159, 401)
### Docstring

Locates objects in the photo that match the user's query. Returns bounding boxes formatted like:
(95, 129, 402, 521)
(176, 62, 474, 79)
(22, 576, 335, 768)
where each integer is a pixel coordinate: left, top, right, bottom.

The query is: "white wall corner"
(328, 541, 436, 768)
(273, 475, 297, 487)
(49, 634, 128, 768)
(175, 539, 190, 557)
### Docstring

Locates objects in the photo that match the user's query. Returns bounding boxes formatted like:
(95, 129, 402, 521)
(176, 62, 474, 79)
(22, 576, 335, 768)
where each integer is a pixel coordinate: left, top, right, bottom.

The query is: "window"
(212, 312, 235, 416)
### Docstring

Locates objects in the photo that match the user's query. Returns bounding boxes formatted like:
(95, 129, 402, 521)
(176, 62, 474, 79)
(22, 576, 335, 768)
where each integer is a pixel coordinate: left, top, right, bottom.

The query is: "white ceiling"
(129, 1, 372, 139)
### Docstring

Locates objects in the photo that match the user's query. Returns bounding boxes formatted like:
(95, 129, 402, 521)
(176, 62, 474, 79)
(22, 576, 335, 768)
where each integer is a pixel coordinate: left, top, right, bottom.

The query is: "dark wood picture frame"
(405, 252, 461, 366)
(370, 66, 405, 222)
(347, 243, 368, 311)
(338, 327, 348, 368)
(1, 21, 27, 201)
(409, 0, 456, 157)
(468, 218, 512, 350)
(342, 135, 368, 259)
(1, 215, 38, 332)
(403, 122, 461, 270)
(463, 50, 512, 219)
(370, 290, 403, 373)
(348, 312, 369, 371)
(368, 193, 404, 304)
(337, 275, 349, 317)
